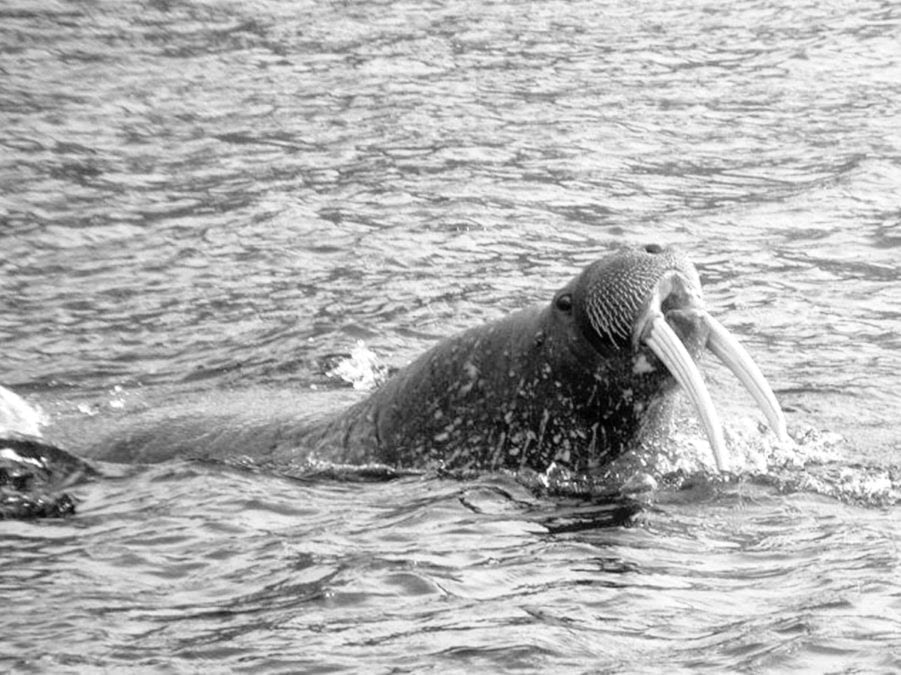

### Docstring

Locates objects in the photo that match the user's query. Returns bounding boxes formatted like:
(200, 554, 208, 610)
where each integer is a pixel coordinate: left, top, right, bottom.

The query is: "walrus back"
(300, 304, 605, 471)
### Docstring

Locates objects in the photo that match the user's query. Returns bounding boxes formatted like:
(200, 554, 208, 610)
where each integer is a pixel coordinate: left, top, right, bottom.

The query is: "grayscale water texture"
(1, 0, 899, 672)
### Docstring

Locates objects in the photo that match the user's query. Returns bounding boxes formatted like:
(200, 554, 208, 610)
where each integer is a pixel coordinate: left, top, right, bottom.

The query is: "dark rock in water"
(0, 487, 78, 520)
(0, 435, 97, 520)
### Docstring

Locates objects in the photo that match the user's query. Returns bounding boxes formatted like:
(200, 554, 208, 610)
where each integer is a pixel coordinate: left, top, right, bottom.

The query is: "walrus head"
(556, 244, 787, 472)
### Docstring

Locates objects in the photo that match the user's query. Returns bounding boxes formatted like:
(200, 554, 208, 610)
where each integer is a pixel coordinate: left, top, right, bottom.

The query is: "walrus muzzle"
(629, 269, 788, 472)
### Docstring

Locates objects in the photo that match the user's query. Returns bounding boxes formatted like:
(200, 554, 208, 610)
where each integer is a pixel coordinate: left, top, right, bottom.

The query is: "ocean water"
(1, 0, 899, 672)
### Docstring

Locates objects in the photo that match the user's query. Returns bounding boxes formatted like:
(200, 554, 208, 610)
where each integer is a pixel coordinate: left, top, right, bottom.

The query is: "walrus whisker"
(703, 313, 788, 443)
(644, 315, 730, 472)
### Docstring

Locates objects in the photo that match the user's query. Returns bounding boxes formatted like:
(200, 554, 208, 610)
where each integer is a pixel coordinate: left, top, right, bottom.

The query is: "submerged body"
(1, 245, 787, 518)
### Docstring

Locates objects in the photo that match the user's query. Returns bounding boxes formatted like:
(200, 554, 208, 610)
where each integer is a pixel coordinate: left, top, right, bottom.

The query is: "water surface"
(1, 0, 899, 671)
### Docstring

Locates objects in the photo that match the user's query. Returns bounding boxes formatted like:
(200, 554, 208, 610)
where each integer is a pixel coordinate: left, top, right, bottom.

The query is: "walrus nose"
(643, 243, 665, 254)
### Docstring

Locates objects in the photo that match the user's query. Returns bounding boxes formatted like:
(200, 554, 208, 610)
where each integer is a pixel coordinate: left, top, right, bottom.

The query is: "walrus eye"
(555, 293, 573, 313)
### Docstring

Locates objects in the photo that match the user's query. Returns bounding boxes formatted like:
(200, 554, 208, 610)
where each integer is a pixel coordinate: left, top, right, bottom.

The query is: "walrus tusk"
(703, 313, 788, 443)
(644, 315, 729, 472)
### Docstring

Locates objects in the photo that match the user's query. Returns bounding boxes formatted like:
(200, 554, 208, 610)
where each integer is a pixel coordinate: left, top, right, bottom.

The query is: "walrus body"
(306, 298, 691, 472)
(1, 244, 788, 518)
(299, 244, 717, 473)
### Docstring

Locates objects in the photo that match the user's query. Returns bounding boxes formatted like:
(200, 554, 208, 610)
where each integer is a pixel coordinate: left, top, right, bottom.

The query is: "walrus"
(0, 244, 787, 517)
(291, 243, 787, 473)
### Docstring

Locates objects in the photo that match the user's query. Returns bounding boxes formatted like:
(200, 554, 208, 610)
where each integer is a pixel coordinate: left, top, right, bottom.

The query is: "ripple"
(2, 0, 900, 671)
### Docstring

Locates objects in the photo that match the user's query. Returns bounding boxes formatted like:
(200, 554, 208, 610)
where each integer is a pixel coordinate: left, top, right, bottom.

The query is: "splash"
(509, 408, 898, 509)
(0, 385, 46, 438)
(326, 341, 389, 391)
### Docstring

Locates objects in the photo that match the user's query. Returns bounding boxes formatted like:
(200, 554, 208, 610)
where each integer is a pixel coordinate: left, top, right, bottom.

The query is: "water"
(1, 0, 899, 671)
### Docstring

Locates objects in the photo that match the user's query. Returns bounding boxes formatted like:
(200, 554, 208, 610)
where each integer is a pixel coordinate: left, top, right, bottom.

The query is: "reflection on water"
(1, 0, 899, 671)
